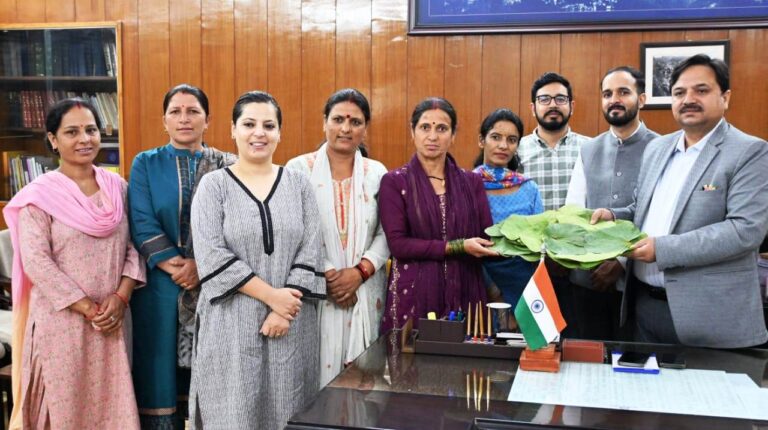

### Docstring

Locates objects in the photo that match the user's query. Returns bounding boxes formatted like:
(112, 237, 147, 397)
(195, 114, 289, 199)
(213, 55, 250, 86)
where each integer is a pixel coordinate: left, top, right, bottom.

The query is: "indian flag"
(514, 260, 567, 350)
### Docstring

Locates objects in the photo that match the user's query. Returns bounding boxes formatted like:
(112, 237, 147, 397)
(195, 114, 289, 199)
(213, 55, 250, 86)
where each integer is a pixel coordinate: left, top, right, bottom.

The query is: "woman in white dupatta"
(286, 88, 389, 386)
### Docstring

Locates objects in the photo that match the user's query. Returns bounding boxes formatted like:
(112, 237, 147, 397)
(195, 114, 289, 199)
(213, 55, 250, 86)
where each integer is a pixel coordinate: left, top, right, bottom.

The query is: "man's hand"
(590, 208, 614, 224)
(591, 260, 624, 292)
(630, 237, 656, 262)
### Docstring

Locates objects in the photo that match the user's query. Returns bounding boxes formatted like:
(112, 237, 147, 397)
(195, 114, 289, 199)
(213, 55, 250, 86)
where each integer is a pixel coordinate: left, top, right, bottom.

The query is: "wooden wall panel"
(0, 1, 16, 22)
(16, 1, 45, 23)
(561, 33, 601, 138)
(480, 35, 521, 121)
(169, 0, 202, 87)
(75, 0, 105, 21)
(107, 0, 139, 176)
(137, 0, 169, 153)
(301, 0, 336, 153)
(336, 0, 372, 93)
(370, 0, 408, 168)
(444, 36, 483, 169)
(233, 0, 268, 95)
(48, 0, 75, 22)
(268, 0, 302, 163)
(519, 34, 561, 134)
(201, 0, 235, 152)
(4, 0, 768, 177)
(728, 29, 768, 140)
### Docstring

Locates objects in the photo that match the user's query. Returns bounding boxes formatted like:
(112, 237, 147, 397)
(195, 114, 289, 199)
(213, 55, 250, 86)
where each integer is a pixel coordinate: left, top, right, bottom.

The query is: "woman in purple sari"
(379, 97, 497, 333)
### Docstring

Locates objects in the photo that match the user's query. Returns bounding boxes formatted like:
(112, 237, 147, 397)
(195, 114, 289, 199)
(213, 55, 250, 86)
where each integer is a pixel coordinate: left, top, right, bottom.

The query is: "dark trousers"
(572, 286, 631, 341)
(632, 277, 681, 345)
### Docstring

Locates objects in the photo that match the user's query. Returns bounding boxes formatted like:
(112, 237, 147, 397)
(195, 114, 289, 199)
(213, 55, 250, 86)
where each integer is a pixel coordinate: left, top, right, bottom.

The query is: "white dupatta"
(311, 143, 373, 386)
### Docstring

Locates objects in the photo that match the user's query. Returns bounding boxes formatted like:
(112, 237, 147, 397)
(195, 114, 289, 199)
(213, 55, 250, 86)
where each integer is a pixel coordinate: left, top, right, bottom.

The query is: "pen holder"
(418, 317, 466, 342)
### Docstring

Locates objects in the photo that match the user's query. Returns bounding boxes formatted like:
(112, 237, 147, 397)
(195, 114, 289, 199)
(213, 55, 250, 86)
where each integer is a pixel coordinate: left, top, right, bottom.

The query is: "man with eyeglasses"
(591, 55, 768, 348)
(565, 66, 659, 341)
(518, 72, 590, 338)
(519, 72, 590, 212)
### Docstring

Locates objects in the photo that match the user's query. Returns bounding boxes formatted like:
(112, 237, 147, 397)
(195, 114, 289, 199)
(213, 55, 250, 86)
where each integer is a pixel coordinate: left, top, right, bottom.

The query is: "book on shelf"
(0, 29, 117, 78)
(1, 152, 56, 197)
(4, 90, 118, 133)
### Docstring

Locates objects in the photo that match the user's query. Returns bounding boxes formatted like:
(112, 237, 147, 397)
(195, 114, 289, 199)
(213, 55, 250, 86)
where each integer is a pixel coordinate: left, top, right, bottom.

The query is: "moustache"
(679, 103, 702, 113)
(608, 104, 626, 112)
(546, 109, 563, 116)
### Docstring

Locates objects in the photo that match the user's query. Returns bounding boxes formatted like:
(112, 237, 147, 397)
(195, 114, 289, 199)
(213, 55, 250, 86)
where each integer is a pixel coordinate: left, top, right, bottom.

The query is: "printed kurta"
(189, 167, 325, 430)
(18, 190, 145, 430)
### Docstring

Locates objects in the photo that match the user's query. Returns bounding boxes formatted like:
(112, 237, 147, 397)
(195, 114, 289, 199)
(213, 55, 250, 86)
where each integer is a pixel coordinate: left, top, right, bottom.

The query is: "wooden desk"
(289, 331, 768, 430)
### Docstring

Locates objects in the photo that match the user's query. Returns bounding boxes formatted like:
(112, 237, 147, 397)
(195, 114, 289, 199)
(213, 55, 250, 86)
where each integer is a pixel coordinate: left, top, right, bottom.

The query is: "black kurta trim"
(210, 273, 256, 305)
(291, 263, 325, 277)
(287, 285, 327, 301)
(200, 257, 239, 285)
(224, 167, 284, 255)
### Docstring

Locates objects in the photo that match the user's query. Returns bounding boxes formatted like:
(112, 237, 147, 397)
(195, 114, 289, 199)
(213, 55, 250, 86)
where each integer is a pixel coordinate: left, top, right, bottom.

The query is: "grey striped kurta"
(189, 167, 325, 430)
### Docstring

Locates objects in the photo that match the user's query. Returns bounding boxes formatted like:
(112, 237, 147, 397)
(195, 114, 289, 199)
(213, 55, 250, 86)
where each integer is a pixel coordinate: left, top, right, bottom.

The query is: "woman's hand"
(69, 297, 99, 320)
(171, 258, 199, 290)
(326, 268, 363, 306)
(157, 255, 183, 276)
(260, 311, 290, 338)
(464, 238, 498, 258)
(264, 288, 303, 321)
(91, 294, 126, 334)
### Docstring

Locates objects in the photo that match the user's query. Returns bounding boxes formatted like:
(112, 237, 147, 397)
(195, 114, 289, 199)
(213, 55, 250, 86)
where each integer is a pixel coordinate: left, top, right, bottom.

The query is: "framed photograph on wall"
(640, 40, 730, 109)
(409, 1, 768, 35)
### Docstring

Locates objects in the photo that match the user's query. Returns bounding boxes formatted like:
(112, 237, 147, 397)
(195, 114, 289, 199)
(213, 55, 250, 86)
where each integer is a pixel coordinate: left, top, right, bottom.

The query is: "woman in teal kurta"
(128, 84, 235, 429)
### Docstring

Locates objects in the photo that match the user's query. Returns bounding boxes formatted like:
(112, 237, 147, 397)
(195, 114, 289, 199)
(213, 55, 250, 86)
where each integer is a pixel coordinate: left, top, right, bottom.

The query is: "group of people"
(3, 53, 767, 429)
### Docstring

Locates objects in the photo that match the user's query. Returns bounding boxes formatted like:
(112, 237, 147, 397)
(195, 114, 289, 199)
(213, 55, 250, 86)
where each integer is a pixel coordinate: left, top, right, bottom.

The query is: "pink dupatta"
(2, 166, 124, 429)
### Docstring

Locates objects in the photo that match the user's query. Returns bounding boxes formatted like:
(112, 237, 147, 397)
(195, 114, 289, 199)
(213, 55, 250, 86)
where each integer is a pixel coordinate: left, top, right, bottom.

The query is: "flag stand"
(518, 244, 563, 372)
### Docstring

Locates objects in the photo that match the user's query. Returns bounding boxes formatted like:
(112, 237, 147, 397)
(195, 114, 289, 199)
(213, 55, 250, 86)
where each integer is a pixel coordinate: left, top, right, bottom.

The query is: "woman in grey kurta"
(189, 91, 325, 429)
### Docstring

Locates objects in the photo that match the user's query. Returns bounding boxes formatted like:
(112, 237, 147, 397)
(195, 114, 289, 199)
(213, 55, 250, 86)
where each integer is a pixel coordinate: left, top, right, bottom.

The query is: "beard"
(603, 104, 639, 127)
(536, 109, 571, 132)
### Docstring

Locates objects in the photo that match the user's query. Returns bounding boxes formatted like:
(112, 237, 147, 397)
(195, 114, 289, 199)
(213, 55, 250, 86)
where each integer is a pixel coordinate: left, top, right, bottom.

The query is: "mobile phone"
(659, 353, 686, 369)
(617, 351, 650, 367)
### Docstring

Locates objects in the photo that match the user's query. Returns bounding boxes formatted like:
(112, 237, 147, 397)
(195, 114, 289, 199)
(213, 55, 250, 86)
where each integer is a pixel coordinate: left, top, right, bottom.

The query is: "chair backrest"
(0, 230, 12, 279)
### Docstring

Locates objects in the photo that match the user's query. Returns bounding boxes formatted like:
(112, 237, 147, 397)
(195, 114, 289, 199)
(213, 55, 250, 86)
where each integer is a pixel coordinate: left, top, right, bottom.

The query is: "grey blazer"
(613, 120, 768, 348)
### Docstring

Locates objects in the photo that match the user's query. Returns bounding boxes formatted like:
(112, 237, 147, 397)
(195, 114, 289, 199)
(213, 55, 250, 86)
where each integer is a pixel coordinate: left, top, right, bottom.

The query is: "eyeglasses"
(535, 95, 570, 105)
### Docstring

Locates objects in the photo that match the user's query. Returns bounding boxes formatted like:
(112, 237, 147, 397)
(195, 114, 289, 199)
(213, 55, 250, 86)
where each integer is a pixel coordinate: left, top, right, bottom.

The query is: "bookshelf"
(0, 22, 123, 229)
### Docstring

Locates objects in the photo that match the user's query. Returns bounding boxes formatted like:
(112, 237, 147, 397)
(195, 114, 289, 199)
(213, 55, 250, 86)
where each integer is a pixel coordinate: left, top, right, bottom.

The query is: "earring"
(52, 147, 59, 154)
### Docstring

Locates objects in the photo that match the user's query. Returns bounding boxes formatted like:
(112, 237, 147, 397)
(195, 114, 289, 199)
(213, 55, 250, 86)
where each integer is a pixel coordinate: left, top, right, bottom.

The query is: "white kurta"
(286, 148, 389, 387)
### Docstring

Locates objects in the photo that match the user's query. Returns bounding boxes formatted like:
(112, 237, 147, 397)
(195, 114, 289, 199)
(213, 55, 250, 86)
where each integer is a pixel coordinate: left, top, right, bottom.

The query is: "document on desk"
(507, 362, 768, 421)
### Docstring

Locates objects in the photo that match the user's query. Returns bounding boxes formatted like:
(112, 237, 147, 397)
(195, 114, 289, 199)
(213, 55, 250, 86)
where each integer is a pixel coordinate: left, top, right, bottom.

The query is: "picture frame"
(640, 40, 730, 109)
(409, 1, 768, 35)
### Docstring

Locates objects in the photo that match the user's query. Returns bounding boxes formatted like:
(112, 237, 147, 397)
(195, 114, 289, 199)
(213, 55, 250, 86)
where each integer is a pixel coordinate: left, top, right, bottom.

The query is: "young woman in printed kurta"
(286, 88, 389, 387)
(190, 91, 325, 429)
(128, 85, 235, 428)
(3, 98, 145, 430)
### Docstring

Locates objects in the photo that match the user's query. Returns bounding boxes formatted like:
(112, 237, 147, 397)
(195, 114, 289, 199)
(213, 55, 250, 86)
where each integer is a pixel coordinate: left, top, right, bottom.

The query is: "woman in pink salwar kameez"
(3, 98, 145, 430)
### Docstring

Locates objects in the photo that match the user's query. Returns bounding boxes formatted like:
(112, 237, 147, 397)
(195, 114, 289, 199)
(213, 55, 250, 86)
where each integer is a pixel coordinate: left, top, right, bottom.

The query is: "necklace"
(427, 175, 445, 182)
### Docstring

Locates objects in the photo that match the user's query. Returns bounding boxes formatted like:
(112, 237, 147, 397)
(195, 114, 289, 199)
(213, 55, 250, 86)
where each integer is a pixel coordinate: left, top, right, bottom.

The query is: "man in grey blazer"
(592, 54, 768, 348)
